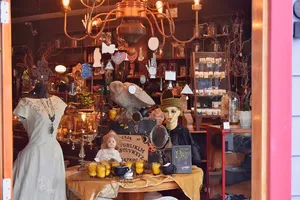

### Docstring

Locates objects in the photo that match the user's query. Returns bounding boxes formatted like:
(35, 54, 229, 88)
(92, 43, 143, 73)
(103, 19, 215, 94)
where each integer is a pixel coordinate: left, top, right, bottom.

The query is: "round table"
(118, 180, 179, 200)
(66, 166, 180, 200)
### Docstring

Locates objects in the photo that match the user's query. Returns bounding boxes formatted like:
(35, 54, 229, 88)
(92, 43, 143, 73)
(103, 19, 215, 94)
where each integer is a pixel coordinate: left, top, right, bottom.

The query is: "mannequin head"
(160, 97, 182, 130)
(32, 81, 49, 98)
(163, 106, 181, 124)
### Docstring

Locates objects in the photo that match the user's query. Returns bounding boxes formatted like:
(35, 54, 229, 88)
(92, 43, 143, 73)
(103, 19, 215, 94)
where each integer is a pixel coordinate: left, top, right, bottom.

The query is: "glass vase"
(221, 91, 240, 124)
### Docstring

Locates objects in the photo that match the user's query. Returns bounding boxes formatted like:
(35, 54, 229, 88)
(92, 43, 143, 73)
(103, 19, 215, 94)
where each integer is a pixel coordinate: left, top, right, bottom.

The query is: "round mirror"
(149, 125, 169, 150)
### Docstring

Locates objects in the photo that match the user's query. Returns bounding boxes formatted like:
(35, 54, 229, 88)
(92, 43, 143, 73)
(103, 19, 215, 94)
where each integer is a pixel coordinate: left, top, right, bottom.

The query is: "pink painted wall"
(269, 0, 292, 199)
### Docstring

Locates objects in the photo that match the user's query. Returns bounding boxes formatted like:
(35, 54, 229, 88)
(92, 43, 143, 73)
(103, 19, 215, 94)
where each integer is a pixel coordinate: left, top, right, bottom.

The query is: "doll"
(95, 130, 122, 163)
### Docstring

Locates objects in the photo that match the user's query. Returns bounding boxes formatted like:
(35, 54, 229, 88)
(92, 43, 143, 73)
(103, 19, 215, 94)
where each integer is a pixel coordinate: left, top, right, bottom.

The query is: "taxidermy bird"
(109, 81, 155, 114)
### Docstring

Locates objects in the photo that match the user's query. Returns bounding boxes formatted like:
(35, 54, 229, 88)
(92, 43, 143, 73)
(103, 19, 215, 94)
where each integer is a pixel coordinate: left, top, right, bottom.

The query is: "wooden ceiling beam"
(12, 0, 194, 24)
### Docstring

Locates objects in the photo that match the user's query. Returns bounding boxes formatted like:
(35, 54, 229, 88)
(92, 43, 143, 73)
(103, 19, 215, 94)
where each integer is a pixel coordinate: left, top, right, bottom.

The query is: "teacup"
(162, 163, 177, 175)
(113, 166, 130, 177)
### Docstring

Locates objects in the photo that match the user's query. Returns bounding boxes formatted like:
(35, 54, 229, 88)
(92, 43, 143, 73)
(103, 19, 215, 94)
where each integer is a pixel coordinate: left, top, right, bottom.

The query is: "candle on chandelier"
(194, 0, 200, 5)
(62, 0, 70, 7)
(155, 1, 163, 14)
(81, 113, 86, 122)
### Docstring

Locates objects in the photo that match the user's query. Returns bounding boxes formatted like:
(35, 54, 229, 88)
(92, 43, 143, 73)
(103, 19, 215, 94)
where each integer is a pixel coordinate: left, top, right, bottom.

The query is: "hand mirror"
(149, 125, 169, 150)
(149, 125, 170, 164)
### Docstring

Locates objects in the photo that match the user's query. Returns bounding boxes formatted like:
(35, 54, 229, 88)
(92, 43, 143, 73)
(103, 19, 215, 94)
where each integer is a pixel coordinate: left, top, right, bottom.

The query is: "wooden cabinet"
(190, 52, 227, 130)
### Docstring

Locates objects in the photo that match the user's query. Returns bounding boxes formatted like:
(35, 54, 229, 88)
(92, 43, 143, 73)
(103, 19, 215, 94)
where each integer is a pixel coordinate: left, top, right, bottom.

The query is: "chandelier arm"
(160, 19, 166, 46)
(88, 9, 118, 39)
(145, 16, 155, 36)
(64, 12, 89, 41)
(172, 34, 196, 44)
(80, 0, 106, 9)
(91, 12, 116, 21)
(171, 10, 199, 44)
(164, 3, 176, 34)
(146, 10, 174, 38)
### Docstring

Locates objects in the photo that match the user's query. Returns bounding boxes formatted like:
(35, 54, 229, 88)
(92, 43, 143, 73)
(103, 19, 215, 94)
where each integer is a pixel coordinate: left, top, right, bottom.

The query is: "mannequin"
(13, 78, 67, 199)
(160, 95, 201, 165)
(30, 81, 49, 98)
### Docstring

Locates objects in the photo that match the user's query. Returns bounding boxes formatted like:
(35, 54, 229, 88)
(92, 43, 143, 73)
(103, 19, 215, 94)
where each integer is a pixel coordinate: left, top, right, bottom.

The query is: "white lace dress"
(13, 96, 67, 200)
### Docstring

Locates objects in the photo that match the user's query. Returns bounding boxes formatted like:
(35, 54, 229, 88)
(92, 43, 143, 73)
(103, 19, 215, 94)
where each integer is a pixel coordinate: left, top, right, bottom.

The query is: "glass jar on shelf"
(221, 91, 240, 124)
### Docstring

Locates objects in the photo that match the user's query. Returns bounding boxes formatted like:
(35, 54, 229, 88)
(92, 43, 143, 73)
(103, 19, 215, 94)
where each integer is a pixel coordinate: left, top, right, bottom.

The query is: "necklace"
(40, 98, 55, 135)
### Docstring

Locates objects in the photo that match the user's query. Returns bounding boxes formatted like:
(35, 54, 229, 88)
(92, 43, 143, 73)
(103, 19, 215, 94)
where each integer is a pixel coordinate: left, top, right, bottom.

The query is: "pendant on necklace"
(49, 123, 54, 135)
(48, 114, 55, 135)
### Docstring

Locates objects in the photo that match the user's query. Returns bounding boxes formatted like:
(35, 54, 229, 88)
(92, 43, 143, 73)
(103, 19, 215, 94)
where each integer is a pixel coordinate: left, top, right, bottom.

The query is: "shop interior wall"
(11, 0, 252, 63)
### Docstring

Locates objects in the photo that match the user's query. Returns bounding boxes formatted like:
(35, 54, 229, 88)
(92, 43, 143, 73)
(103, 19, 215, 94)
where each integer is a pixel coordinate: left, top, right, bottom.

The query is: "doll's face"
(107, 136, 117, 149)
(163, 106, 181, 124)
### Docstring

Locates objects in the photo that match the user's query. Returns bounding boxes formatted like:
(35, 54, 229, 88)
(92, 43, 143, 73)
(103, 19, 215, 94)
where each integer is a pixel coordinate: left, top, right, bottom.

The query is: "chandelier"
(62, 0, 202, 47)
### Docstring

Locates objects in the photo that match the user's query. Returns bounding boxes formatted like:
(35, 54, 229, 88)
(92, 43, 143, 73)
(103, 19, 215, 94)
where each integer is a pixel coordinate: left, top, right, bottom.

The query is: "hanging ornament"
(127, 51, 138, 63)
(148, 37, 159, 51)
(138, 47, 145, 61)
(102, 42, 118, 54)
(105, 60, 114, 70)
(93, 48, 102, 67)
(124, 53, 129, 61)
(81, 63, 92, 79)
(111, 51, 126, 65)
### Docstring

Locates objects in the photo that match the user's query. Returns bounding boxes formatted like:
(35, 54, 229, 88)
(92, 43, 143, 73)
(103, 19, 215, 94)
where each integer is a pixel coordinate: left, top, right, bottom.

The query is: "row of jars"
(87, 160, 162, 178)
(195, 89, 226, 96)
(194, 108, 222, 116)
(196, 57, 224, 71)
(195, 71, 226, 79)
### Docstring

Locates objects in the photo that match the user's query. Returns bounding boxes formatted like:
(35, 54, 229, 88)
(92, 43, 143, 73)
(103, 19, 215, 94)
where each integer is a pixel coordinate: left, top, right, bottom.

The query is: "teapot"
(146, 53, 157, 79)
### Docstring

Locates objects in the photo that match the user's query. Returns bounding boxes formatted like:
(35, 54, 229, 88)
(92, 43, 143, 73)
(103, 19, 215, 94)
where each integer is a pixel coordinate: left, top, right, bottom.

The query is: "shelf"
(126, 75, 188, 79)
(196, 95, 223, 97)
(190, 130, 206, 134)
(196, 115, 221, 118)
(86, 76, 103, 80)
(197, 34, 229, 39)
(55, 45, 99, 50)
(156, 57, 187, 61)
(208, 125, 252, 134)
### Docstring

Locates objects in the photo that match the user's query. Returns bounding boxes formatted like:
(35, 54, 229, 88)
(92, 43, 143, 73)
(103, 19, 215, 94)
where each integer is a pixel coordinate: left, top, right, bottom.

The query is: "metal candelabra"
(68, 130, 97, 171)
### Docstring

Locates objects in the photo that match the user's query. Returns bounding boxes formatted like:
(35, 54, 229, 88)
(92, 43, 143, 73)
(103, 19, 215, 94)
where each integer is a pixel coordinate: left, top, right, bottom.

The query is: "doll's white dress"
(13, 96, 67, 200)
(95, 149, 122, 162)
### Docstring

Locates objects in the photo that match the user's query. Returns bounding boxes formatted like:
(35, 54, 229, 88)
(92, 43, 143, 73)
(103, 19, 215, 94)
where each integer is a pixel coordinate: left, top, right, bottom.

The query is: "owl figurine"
(109, 81, 155, 114)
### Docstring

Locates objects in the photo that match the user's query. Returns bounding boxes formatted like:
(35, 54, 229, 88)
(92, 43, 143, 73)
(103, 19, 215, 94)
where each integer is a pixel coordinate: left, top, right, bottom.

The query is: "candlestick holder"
(68, 131, 97, 171)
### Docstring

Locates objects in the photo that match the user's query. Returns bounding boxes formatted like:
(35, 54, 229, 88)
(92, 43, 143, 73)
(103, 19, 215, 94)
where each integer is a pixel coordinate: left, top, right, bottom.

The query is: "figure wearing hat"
(160, 90, 201, 165)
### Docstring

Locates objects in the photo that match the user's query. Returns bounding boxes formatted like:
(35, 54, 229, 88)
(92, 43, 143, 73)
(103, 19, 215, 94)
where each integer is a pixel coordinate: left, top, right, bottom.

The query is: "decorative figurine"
(146, 53, 157, 79)
(111, 51, 126, 65)
(94, 130, 122, 163)
(81, 63, 92, 79)
(93, 48, 102, 68)
(138, 46, 145, 61)
(109, 81, 155, 114)
(102, 42, 118, 54)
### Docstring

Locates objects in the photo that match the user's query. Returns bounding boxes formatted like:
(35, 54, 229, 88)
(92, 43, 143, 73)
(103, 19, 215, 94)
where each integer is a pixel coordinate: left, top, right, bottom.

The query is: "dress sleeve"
(13, 98, 29, 119)
(54, 96, 67, 115)
(95, 149, 103, 160)
(114, 150, 122, 162)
